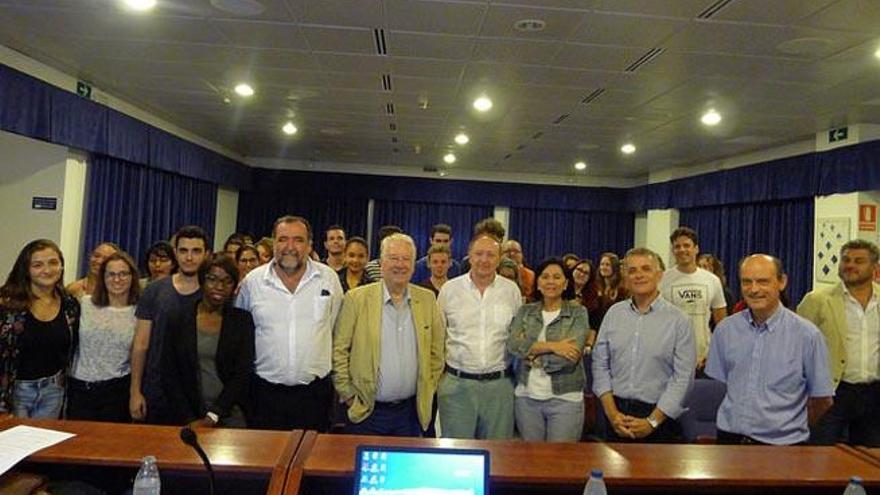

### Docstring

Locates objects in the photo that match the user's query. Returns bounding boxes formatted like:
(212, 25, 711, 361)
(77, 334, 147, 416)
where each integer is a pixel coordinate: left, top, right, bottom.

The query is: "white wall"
(646, 209, 679, 267)
(0, 131, 70, 281)
(814, 193, 860, 288)
(213, 187, 239, 252)
(633, 212, 647, 249)
(59, 152, 87, 282)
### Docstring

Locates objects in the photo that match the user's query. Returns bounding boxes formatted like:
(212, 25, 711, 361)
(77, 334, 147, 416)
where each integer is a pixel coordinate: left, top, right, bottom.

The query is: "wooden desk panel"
(2, 418, 300, 475)
(302, 434, 880, 489)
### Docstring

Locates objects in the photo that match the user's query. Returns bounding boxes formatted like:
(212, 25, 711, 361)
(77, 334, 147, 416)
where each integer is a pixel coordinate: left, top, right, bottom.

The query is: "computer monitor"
(353, 445, 490, 495)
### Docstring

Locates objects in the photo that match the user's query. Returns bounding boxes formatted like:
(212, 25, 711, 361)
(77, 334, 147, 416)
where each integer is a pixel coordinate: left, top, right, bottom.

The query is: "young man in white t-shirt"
(659, 226, 727, 372)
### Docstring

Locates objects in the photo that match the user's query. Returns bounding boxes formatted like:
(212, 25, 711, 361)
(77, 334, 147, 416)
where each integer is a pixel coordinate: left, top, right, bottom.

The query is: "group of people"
(0, 216, 878, 448)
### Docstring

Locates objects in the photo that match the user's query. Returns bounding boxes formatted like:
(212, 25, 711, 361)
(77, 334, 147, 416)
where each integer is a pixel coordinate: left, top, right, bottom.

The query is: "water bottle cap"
(591, 469, 604, 478)
(850, 476, 863, 485)
(142, 455, 157, 463)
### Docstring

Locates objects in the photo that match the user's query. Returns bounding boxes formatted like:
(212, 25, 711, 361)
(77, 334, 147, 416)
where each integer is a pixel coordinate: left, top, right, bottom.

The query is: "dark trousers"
(717, 429, 769, 445)
(605, 397, 682, 443)
(345, 397, 422, 437)
(249, 374, 332, 431)
(67, 375, 131, 423)
(812, 381, 880, 446)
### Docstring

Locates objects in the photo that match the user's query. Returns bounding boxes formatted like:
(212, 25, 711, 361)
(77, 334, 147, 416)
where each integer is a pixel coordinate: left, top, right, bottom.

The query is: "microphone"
(180, 426, 216, 495)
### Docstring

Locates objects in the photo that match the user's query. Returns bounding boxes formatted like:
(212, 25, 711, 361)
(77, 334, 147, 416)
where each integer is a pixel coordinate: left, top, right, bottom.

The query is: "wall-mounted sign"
(32, 197, 57, 210)
(860, 204, 877, 232)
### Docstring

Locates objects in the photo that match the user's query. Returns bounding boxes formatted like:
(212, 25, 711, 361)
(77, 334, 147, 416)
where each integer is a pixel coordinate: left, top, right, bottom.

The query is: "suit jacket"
(797, 281, 880, 387)
(162, 303, 255, 424)
(332, 281, 445, 430)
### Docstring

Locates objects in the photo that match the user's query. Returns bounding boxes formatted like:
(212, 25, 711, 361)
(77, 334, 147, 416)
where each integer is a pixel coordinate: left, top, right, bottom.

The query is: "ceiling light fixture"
(122, 0, 156, 11)
(234, 83, 255, 97)
(473, 96, 493, 112)
(875, 46, 880, 60)
(574, 161, 587, 171)
(454, 133, 470, 145)
(282, 122, 297, 135)
(701, 109, 722, 126)
(443, 153, 457, 164)
(620, 143, 636, 154)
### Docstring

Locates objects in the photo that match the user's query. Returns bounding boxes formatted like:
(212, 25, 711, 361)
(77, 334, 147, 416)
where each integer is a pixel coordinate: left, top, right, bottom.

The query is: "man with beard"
(235, 215, 343, 431)
(131, 225, 209, 424)
(799, 240, 880, 445)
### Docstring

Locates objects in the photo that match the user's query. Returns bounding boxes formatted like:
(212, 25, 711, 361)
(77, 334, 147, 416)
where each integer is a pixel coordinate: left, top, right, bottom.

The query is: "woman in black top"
(0, 239, 79, 418)
(163, 256, 254, 428)
(337, 237, 374, 293)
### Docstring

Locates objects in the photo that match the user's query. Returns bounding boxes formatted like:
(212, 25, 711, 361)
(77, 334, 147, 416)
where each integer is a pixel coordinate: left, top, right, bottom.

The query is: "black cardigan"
(162, 302, 255, 425)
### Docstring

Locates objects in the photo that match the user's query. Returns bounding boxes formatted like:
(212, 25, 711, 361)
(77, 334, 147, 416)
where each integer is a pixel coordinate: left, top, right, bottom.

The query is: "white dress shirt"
(842, 287, 880, 384)
(438, 273, 522, 374)
(235, 258, 343, 386)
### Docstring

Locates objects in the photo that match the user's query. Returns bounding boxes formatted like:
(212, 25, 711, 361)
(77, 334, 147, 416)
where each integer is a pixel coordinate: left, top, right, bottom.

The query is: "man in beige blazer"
(332, 233, 445, 436)
(798, 239, 880, 446)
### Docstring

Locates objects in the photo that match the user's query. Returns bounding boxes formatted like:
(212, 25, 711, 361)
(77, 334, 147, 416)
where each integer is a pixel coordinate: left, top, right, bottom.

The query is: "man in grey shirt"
(593, 247, 696, 443)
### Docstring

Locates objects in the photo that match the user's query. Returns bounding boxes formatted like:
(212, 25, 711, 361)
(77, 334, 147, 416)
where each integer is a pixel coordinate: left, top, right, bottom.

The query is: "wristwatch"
(206, 411, 220, 424)
(645, 415, 660, 430)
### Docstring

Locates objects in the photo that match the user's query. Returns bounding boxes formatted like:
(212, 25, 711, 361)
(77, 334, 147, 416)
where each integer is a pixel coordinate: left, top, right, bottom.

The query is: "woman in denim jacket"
(507, 258, 588, 442)
(0, 239, 80, 418)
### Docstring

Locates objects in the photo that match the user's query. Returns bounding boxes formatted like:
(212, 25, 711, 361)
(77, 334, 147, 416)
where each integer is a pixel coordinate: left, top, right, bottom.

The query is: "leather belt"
(445, 365, 511, 381)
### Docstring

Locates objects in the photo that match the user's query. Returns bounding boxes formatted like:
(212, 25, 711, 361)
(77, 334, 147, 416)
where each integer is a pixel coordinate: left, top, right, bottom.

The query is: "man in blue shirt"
(413, 223, 461, 283)
(706, 254, 834, 445)
(593, 247, 696, 443)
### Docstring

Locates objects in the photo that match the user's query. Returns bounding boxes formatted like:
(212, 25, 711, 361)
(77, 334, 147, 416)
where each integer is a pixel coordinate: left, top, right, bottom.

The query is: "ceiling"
(1, 0, 880, 180)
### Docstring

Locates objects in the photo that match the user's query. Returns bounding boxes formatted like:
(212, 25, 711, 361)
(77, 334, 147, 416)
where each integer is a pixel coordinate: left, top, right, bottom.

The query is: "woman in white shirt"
(67, 251, 140, 422)
(507, 258, 589, 442)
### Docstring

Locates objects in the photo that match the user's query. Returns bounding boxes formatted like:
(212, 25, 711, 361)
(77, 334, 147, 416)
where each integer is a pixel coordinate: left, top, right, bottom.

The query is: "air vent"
(389, 123, 397, 131)
(581, 88, 605, 105)
(697, 0, 736, 19)
(624, 48, 664, 72)
(391, 136, 398, 143)
(374, 28, 388, 55)
(515, 144, 527, 150)
(532, 131, 544, 140)
(423, 165, 438, 172)
(552, 114, 570, 125)
(386, 103, 395, 115)
(381, 74, 393, 92)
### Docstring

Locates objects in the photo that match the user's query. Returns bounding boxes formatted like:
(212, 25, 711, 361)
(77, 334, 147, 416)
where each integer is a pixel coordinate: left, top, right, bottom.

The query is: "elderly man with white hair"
(332, 233, 446, 436)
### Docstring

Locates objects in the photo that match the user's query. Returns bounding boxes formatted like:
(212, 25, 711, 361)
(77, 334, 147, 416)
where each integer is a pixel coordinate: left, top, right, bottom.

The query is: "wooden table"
(297, 434, 880, 494)
(2, 418, 303, 495)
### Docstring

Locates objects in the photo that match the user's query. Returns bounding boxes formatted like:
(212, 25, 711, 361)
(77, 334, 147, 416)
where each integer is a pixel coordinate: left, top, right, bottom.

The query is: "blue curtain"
(508, 208, 634, 267)
(236, 191, 369, 255)
(82, 154, 217, 277)
(371, 200, 493, 260)
(679, 198, 814, 307)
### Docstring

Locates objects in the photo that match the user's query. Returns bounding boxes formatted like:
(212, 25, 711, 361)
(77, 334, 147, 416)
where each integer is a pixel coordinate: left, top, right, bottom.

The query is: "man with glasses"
(333, 233, 445, 436)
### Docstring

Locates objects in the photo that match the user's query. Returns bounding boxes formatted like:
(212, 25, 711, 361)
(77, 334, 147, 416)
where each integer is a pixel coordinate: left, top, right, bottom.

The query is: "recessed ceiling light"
(875, 46, 880, 60)
(454, 133, 469, 145)
(122, 0, 156, 11)
(234, 83, 255, 97)
(443, 153, 456, 164)
(282, 122, 297, 135)
(701, 109, 722, 126)
(574, 161, 587, 171)
(473, 96, 493, 112)
(620, 143, 636, 154)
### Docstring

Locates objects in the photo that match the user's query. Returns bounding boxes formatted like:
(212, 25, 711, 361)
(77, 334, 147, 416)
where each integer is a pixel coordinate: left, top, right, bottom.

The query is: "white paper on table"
(0, 425, 76, 476)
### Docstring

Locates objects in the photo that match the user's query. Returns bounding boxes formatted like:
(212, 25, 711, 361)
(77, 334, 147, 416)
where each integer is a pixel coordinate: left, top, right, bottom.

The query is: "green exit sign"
(76, 81, 92, 99)
(828, 127, 848, 143)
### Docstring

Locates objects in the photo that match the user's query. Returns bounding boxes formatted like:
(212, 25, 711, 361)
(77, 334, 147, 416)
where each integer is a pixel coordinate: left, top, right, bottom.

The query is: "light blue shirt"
(375, 283, 418, 402)
(592, 295, 696, 419)
(706, 306, 834, 445)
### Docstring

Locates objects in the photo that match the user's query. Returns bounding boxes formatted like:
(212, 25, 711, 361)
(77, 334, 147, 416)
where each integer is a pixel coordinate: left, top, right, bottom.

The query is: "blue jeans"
(13, 372, 65, 419)
(515, 396, 584, 442)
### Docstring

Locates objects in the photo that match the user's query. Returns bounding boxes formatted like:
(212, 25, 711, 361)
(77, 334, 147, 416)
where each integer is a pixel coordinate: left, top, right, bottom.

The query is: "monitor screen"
(353, 445, 490, 495)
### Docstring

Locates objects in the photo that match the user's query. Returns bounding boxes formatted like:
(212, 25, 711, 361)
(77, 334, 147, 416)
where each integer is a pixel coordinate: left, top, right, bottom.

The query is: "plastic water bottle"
(133, 455, 161, 495)
(843, 476, 866, 495)
(583, 468, 608, 495)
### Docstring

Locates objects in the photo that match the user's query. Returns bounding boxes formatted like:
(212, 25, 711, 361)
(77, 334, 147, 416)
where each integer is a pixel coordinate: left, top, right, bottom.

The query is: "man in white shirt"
(659, 226, 727, 372)
(799, 239, 880, 446)
(437, 233, 522, 439)
(235, 215, 343, 431)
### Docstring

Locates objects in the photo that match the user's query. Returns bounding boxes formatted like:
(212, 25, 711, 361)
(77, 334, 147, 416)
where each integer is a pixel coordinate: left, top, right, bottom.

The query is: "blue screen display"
(355, 449, 487, 495)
